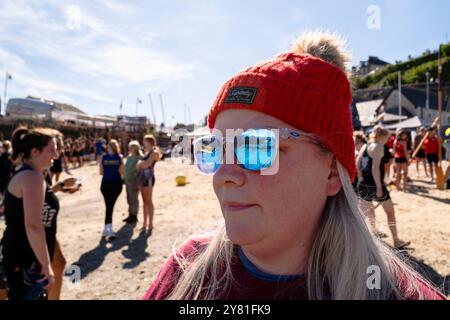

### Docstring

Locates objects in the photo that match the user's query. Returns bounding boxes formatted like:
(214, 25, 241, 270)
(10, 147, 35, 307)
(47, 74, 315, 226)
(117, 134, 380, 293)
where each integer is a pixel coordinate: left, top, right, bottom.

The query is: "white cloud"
(93, 0, 137, 15)
(0, 0, 197, 109)
(0, 48, 116, 109)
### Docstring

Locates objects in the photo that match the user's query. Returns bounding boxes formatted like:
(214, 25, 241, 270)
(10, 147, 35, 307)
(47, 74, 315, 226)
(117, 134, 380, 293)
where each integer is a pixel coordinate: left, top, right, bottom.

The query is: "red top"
(386, 135, 396, 149)
(143, 237, 446, 300)
(394, 140, 407, 159)
(424, 136, 439, 154)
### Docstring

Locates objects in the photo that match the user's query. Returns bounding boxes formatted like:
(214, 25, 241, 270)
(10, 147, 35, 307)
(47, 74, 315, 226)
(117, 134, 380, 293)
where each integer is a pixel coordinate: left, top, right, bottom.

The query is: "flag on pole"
(136, 98, 142, 116)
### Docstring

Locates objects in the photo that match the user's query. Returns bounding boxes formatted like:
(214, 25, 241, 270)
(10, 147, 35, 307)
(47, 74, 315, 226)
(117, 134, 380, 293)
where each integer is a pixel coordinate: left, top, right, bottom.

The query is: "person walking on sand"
(357, 126, 410, 249)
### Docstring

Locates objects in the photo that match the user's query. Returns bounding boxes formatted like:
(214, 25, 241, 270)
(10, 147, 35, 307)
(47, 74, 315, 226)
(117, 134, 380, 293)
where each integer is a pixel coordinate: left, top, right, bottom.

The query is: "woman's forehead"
(214, 109, 298, 132)
(45, 138, 57, 149)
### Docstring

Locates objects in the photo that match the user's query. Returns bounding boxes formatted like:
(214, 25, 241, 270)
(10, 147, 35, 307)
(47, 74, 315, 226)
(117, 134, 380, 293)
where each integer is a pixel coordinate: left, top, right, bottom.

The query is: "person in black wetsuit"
(356, 125, 410, 249)
(0, 127, 59, 299)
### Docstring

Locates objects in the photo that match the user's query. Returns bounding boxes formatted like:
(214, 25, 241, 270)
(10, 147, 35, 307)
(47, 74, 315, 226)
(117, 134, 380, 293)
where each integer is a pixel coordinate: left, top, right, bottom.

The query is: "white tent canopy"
(384, 116, 422, 130)
(355, 99, 383, 127)
(378, 112, 408, 122)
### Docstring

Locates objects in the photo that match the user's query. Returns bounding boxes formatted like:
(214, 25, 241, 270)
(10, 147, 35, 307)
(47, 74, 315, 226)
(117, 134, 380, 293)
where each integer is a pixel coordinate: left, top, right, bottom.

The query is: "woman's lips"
(223, 202, 257, 212)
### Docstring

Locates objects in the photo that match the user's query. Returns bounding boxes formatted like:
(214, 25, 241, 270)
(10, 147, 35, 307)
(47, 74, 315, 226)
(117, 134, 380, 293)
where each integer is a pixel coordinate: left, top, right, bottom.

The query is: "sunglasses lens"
(193, 136, 222, 174)
(235, 129, 277, 171)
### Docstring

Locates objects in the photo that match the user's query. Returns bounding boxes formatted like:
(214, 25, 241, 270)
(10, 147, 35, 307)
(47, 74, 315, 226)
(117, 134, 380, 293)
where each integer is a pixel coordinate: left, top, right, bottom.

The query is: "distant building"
(5, 97, 117, 128)
(352, 83, 450, 130)
(352, 56, 390, 77)
(117, 115, 150, 132)
(379, 85, 450, 127)
(6, 97, 55, 120)
(26, 96, 86, 115)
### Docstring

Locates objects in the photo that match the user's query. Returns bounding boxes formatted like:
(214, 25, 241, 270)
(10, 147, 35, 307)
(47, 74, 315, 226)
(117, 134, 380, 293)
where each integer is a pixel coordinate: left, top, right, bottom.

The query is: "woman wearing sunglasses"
(144, 32, 445, 300)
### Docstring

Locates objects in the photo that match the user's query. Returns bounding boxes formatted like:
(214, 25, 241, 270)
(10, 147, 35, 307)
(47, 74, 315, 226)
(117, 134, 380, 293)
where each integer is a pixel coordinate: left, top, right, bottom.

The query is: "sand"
(0, 159, 449, 299)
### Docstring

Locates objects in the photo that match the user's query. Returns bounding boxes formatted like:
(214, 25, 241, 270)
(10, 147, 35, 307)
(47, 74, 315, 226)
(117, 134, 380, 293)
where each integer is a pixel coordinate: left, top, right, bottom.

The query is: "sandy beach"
(1, 159, 449, 299)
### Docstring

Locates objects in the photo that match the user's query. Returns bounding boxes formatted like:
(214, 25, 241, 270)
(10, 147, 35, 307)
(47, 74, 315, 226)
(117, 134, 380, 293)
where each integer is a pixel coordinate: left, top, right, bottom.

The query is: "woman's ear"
(326, 158, 342, 196)
(30, 147, 40, 158)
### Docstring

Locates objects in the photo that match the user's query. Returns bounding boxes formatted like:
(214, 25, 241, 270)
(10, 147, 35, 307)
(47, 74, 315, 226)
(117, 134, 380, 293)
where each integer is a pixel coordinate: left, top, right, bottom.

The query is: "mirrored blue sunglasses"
(192, 128, 304, 175)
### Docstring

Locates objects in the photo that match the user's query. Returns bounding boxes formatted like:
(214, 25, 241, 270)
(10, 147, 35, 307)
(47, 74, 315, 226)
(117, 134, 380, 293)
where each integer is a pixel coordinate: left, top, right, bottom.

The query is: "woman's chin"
(224, 220, 264, 246)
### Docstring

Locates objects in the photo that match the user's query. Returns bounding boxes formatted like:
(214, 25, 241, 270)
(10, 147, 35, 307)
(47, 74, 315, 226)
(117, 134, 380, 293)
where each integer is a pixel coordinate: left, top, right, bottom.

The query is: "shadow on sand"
(69, 223, 150, 280)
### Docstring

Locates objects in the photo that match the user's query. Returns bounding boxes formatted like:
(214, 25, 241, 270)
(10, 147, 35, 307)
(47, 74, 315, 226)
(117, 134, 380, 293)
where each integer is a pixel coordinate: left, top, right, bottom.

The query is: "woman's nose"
(213, 161, 247, 188)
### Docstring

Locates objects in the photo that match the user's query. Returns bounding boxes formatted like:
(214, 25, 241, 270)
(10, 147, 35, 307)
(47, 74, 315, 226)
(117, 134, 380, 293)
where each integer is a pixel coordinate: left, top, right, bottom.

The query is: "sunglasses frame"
(192, 127, 314, 175)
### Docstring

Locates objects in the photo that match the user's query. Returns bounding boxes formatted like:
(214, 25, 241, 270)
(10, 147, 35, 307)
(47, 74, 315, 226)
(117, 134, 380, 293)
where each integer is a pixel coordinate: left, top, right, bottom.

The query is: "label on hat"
(224, 87, 258, 104)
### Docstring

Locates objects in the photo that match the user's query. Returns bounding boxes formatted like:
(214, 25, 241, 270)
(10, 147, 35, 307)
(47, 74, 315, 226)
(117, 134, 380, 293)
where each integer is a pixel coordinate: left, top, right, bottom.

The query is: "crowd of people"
(354, 125, 450, 249)
(0, 128, 162, 300)
(355, 126, 447, 190)
(98, 134, 161, 240)
(0, 128, 81, 300)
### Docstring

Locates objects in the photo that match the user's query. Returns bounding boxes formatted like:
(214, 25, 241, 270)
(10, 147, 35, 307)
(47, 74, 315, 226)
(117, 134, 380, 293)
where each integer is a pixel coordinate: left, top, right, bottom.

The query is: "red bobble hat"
(207, 51, 356, 180)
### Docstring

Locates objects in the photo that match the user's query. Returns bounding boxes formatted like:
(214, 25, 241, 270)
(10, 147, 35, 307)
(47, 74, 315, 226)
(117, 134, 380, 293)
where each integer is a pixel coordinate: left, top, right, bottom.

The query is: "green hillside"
(353, 43, 450, 89)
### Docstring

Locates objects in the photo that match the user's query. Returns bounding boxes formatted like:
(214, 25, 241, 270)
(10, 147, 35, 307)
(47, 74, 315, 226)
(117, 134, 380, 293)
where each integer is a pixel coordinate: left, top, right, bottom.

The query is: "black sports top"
(1, 164, 60, 267)
(361, 143, 385, 184)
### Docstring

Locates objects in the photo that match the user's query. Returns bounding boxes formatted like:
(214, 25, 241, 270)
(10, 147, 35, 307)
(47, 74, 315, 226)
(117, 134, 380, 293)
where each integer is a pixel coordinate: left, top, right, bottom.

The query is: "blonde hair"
(167, 162, 432, 300)
(2, 140, 11, 151)
(353, 131, 367, 145)
(164, 31, 435, 300)
(143, 134, 156, 147)
(143, 134, 162, 159)
(108, 139, 120, 154)
(128, 140, 142, 156)
(370, 125, 390, 143)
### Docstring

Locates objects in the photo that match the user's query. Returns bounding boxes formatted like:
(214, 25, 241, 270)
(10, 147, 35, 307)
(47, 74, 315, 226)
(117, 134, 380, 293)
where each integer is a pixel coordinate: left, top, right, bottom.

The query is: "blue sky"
(0, 0, 449, 126)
